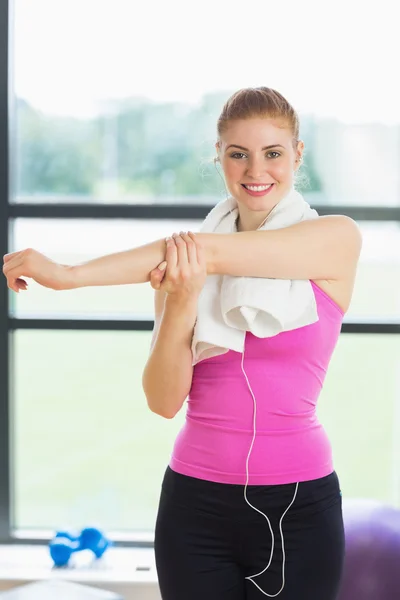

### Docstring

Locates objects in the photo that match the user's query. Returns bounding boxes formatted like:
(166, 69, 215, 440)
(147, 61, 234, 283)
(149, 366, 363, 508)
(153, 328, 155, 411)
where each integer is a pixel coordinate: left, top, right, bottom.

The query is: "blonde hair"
(217, 86, 300, 148)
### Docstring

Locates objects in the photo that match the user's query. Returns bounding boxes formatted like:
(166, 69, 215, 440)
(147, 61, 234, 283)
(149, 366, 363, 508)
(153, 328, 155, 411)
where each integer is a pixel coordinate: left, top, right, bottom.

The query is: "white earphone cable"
(240, 349, 299, 597)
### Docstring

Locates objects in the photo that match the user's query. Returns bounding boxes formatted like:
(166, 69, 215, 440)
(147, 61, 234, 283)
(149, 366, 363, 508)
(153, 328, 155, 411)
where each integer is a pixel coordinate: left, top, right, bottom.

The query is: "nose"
(245, 156, 268, 180)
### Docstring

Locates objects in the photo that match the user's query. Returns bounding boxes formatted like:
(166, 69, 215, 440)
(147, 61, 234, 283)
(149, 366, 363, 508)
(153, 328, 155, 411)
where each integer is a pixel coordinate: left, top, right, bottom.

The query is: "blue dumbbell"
(79, 527, 111, 558)
(49, 527, 111, 567)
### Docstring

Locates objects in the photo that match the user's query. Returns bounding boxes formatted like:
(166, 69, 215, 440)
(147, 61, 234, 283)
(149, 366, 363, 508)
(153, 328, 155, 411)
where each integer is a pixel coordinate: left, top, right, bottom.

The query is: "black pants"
(155, 467, 345, 600)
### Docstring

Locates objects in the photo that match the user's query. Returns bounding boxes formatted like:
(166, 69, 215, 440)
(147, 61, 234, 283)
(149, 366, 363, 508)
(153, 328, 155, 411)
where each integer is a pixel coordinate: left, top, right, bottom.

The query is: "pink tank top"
(170, 281, 344, 485)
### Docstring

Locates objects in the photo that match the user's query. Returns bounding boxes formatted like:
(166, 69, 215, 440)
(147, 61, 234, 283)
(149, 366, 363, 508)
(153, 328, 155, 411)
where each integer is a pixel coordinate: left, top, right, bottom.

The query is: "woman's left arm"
(203, 215, 362, 281)
(69, 215, 361, 288)
(2, 215, 361, 292)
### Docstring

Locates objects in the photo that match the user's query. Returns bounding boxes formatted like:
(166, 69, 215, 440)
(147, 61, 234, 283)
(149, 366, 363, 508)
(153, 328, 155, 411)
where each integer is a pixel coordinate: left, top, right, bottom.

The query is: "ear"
(296, 140, 305, 161)
(294, 140, 305, 170)
(215, 141, 221, 160)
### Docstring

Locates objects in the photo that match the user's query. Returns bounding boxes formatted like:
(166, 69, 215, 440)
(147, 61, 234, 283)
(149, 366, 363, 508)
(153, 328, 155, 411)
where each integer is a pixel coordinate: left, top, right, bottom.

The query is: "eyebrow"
(226, 144, 285, 152)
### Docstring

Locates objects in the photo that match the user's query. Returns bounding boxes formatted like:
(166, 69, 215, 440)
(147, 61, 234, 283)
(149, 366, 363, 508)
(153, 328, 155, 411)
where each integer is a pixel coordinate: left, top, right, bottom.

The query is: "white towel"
(191, 187, 320, 365)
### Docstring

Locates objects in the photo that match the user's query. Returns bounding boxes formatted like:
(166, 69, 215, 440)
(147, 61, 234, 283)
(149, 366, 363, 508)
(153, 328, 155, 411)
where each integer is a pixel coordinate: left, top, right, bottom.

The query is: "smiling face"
(216, 117, 304, 231)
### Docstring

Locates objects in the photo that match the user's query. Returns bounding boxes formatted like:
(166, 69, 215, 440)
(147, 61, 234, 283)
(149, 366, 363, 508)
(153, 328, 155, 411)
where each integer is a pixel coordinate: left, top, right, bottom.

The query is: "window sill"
(0, 545, 159, 600)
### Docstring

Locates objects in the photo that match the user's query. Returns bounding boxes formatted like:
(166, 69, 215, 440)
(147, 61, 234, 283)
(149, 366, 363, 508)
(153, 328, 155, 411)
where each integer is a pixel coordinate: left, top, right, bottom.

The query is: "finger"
(8, 274, 20, 293)
(3, 251, 21, 264)
(172, 233, 189, 268)
(4, 261, 25, 287)
(151, 262, 167, 287)
(151, 262, 167, 276)
(2, 255, 23, 275)
(3, 255, 27, 291)
(157, 261, 167, 274)
(188, 231, 205, 266)
(6, 277, 19, 293)
(149, 270, 162, 290)
(16, 279, 28, 291)
(165, 237, 178, 269)
(180, 232, 197, 264)
(3, 265, 17, 291)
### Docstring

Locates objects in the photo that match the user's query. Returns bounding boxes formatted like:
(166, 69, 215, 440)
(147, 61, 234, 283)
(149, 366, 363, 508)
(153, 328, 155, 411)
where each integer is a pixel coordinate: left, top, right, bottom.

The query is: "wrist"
(61, 265, 80, 290)
(163, 294, 198, 324)
(196, 233, 216, 275)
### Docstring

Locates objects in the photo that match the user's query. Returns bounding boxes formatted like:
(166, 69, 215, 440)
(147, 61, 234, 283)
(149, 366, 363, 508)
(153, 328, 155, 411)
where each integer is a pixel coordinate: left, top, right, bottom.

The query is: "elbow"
(146, 396, 183, 420)
(142, 377, 184, 419)
(149, 405, 179, 420)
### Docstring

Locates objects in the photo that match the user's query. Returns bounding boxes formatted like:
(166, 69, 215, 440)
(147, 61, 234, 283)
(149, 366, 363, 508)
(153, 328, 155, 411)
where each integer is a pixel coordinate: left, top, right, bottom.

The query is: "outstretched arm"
(2, 215, 361, 292)
(69, 214, 361, 285)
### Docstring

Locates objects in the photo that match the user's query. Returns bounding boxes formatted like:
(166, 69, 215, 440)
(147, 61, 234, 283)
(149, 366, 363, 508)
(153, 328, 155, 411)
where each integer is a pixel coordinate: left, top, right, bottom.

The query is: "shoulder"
(316, 214, 362, 251)
(311, 216, 362, 313)
(315, 214, 362, 276)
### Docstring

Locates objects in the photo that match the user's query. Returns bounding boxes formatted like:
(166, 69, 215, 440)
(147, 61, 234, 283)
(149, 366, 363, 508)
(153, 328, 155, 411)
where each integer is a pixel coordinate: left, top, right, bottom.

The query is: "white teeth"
(244, 184, 272, 192)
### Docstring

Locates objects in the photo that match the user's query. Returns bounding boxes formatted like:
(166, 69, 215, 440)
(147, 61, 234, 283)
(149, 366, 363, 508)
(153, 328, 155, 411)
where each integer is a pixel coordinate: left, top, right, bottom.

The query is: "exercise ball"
(339, 498, 400, 600)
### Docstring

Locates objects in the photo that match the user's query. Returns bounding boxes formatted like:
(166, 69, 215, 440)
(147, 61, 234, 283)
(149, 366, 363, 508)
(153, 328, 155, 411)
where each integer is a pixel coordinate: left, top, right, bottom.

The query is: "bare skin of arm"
(142, 234, 207, 418)
(2, 216, 362, 312)
(142, 291, 196, 418)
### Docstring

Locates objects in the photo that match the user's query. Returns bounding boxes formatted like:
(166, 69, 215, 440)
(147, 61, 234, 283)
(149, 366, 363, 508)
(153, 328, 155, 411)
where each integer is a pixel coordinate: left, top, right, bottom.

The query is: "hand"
(149, 232, 207, 300)
(2, 248, 72, 293)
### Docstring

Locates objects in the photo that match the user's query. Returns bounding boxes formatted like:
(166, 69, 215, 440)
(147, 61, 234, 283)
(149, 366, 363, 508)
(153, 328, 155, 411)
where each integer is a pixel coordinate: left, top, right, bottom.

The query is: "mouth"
(241, 183, 275, 197)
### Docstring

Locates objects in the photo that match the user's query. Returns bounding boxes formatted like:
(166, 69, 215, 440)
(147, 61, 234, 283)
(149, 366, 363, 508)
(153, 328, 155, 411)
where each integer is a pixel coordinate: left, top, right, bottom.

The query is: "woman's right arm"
(142, 232, 207, 419)
(142, 291, 197, 419)
(142, 232, 206, 419)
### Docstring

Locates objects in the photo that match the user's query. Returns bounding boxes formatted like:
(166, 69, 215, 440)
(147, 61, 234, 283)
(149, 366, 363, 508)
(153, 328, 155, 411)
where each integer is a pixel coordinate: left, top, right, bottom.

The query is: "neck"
(236, 206, 276, 232)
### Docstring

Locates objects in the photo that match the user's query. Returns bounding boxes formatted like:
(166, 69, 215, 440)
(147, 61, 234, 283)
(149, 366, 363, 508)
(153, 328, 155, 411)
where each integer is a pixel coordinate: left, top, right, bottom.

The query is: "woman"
(3, 87, 362, 599)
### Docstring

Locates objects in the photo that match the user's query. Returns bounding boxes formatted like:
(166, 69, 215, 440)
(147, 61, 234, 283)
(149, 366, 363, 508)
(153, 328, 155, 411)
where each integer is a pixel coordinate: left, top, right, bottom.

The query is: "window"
(1, 0, 399, 544)
(13, 331, 400, 535)
(12, 1, 400, 208)
(13, 330, 185, 532)
(350, 222, 400, 319)
(319, 334, 400, 505)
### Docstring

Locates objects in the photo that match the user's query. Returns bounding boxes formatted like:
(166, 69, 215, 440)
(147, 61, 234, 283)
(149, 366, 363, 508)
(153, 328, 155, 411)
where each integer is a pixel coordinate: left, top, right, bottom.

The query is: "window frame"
(1, 0, 400, 546)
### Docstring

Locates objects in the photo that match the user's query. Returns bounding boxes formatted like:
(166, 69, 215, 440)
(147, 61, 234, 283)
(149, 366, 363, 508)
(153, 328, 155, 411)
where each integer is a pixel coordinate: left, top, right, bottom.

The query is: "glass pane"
(13, 331, 400, 534)
(13, 330, 185, 532)
(319, 335, 400, 505)
(10, 219, 400, 320)
(13, 0, 400, 206)
(348, 222, 400, 319)
(11, 219, 201, 319)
